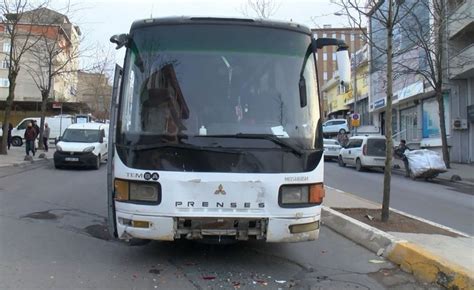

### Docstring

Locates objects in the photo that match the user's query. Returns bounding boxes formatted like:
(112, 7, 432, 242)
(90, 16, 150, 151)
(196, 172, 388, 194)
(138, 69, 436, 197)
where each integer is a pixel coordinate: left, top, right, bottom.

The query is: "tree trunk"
(38, 91, 49, 150)
(436, 88, 450, 168)
(435, 0, 450, 168)
(382, 1, 394, 222)
(0, 78, 17, 155)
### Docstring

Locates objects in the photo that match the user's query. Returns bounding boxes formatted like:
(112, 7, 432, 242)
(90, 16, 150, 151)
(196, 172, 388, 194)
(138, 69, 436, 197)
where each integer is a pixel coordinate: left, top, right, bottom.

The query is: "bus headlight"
(130, 182, 159, 202)
(279, 183, 325, 206)
(114, 179, 161, 203)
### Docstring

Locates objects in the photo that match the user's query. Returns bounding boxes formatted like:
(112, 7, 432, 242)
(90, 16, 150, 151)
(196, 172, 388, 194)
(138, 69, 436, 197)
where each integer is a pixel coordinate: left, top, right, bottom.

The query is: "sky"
(51, 0, 351, 68)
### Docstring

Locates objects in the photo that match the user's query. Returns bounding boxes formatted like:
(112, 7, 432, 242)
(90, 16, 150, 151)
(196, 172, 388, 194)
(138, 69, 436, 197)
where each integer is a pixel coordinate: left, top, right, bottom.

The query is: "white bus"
(107, 17, 350, 243)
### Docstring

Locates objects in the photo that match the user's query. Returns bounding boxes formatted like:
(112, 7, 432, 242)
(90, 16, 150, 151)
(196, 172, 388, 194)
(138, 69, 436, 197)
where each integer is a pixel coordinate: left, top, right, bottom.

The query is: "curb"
(0, 157, 50, 168)
(322, 206, 474, 289)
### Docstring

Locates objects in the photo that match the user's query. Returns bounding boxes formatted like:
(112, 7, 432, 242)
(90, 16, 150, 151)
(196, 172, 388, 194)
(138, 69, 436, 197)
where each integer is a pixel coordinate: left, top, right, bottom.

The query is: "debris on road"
(369, 259, 385, 264)
(202, 275, 216, 280)
(365, 214, 375, 221)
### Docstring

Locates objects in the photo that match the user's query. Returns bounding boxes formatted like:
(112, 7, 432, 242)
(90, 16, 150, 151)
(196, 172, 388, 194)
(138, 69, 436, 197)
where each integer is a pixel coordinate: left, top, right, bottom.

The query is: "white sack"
(405, 149, 447, 177)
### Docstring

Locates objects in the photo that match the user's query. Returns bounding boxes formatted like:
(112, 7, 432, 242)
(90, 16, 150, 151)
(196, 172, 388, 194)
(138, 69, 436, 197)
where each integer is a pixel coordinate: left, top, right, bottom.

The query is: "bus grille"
(175, 217, 267, 241)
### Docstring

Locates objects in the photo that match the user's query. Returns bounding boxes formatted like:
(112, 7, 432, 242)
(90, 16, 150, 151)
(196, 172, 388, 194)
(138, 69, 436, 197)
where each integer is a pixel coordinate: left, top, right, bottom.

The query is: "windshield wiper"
(197, 133, 303, 156)
(116, 143, 241, 154)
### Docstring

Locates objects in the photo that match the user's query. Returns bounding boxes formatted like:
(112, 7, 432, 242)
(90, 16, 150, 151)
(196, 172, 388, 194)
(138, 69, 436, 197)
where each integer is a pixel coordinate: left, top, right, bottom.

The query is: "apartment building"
(0, 8, 81, 103)
(76, 71, 112, 120)
(368, 0, 473, 163)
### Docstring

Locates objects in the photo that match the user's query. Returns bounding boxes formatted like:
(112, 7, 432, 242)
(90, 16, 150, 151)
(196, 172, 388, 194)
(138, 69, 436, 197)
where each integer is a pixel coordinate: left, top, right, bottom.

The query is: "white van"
(338, 135, 386, 171)
(9, 115, 74, 146)
(54, 123, 108, 169)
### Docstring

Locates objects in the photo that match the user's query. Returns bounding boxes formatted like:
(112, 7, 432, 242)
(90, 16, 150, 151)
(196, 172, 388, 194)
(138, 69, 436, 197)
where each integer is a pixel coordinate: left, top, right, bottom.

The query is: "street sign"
(351, 119, 360, 127)
(352, 113, 360, 120)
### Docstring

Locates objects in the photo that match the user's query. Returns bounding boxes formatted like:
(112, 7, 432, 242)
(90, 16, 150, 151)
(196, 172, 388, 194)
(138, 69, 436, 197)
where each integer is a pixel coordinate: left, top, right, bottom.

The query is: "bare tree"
(335, 0, 418, 221)
(0, 0, 46, 154)
(241, 0, 280, 19)
(392, 0, 472, 168)
(77, 44, 114, 121)
(24, 7, 81, 149)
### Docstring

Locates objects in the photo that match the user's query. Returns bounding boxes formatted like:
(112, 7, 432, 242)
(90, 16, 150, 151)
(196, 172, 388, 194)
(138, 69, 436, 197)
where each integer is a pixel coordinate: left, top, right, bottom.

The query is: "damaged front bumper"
(116, 212, 320, 243)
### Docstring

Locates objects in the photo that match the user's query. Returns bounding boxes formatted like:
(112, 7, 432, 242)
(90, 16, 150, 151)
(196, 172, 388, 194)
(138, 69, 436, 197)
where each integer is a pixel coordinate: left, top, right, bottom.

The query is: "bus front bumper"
(115, 212, 320, 243)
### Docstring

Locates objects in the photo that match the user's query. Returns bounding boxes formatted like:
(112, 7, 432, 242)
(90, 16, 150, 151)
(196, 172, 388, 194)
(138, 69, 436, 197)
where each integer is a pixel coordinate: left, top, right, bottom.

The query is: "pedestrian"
(32, 120, 40, 153)
(395, 139, 411, 177)
(7, 122, 13, 150)
(341, 133, 349, 147)
(24, 122, 36, 156)
(43, 122, 50, 152)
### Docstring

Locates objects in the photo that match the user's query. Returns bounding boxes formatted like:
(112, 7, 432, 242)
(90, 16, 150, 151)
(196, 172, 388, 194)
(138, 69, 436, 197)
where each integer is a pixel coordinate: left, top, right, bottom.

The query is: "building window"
(351, 33, 355, 41)
(332, 33, 337, 38)
(332, 52, 336, 60)
(1, 60, 9, 69)
(322, 33, 327, 37)
(313, 33, 318, 39)
(0, 78, 9, 87)
(3, 42, 11, 53)
(323, 53, 327, 61)
(341, 34, 345, 40)
(323, 72, 328, 80)
(315, 53, 318, 60)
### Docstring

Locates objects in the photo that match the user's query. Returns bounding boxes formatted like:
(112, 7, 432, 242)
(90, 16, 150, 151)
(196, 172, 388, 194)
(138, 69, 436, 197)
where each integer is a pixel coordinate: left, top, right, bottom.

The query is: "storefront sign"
(373, 98, 386, 110)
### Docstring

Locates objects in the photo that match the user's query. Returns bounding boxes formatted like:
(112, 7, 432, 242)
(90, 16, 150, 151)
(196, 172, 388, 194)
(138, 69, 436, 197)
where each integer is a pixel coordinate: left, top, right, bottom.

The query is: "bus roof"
(130, 16, 312, 35)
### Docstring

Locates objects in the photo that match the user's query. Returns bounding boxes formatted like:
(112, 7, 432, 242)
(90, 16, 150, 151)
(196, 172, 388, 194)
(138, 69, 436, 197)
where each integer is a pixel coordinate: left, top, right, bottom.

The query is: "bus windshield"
(116, 24, 322, 172)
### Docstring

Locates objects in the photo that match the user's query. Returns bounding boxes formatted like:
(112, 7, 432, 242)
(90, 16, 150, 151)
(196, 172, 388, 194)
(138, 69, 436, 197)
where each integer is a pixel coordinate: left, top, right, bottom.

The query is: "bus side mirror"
(336, 48, 351, 88)
(110, 34, 129, 50)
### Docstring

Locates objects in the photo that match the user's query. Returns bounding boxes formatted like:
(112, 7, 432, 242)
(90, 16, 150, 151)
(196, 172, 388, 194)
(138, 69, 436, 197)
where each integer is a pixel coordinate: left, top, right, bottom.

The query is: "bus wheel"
(12, 137, 22, 147)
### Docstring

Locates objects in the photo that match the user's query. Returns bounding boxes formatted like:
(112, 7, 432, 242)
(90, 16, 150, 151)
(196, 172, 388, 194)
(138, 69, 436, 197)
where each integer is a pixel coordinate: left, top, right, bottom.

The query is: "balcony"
(449, 43, 474, 79)
(448, 0, 474, 39)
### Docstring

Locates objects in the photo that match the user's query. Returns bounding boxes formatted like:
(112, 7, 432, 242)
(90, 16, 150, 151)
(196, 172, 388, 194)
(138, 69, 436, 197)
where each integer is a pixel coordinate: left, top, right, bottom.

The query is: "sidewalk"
(392, 158, 474, 186)
(323, 186, 474, 289)
(0, 145, 55, 168)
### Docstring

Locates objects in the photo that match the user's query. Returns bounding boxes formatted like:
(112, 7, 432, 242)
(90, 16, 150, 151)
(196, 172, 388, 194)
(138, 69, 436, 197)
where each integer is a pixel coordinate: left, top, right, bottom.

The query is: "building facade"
(312, 25, 366, 118)
(446, 0, 474, 163)
(0, 8, 81, 103)
(368, 0, 473, 163)
(76, 71, 112, 121)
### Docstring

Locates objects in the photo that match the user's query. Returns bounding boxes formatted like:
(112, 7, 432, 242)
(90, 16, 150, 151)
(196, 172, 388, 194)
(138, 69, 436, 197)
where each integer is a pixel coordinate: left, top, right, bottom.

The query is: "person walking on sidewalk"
(43, 123, 50, 152)
(32, 120, 40, 153)
(7, 122, 13, 150)
(24, 122, 36, 156)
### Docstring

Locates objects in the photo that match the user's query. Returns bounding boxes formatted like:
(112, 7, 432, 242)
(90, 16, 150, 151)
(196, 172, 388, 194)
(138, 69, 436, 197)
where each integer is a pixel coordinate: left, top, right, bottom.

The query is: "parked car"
(322, 119, 349, 135)
(54, 123, 108, 169)
(338, 135, 386, 171)
(323, 138, 342, 160)
(6, 115, 74, 147)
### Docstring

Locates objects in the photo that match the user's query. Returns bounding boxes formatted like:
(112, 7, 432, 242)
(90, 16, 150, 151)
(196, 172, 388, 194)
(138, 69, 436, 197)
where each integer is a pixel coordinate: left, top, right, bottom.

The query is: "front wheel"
(12, 137, 22, 147)
(339, 129, 346, 134)
(355, 158, 364, 171)
(94, 155, 101, 170)
(338, 156, 346, 167)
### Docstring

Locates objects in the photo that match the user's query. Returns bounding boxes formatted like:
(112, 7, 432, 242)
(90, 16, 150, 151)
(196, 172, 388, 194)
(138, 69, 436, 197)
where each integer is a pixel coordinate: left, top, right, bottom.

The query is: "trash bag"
(405, 149, 447, 178)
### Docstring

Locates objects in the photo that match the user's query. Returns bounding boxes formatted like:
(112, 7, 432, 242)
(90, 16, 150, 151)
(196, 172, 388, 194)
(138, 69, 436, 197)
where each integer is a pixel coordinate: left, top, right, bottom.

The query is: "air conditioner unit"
(452, 118, 468, 130)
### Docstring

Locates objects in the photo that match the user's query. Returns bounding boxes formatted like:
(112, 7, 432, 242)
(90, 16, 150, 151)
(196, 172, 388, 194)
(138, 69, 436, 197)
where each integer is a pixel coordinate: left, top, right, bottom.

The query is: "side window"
(345, 140, 353, 148)
(325, 121, 333, 126)
(17, 120, 32, 130)
(335, 120, 346, 125)
(353, 140, 363, 148)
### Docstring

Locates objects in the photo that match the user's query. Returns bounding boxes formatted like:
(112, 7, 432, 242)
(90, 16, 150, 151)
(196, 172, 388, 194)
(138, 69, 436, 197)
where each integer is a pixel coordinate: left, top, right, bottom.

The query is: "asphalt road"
(0, 162, 436, 289)
(324, 160, 474, 235)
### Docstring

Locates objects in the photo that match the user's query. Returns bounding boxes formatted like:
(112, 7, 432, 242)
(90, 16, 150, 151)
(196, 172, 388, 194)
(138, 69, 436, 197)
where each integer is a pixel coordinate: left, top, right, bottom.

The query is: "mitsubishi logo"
(214, 184, 226, 195)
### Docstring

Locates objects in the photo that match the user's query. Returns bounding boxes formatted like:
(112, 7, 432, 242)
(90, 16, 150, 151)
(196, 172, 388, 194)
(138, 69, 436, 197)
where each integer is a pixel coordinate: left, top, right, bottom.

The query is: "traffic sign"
(351, 119, 360, 127)
(352, 113, 360, 120)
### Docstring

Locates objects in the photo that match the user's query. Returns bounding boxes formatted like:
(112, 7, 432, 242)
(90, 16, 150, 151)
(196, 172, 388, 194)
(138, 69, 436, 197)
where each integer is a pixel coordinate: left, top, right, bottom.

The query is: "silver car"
(322, 119, 349, 135)
(323, 138, 342, 160)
